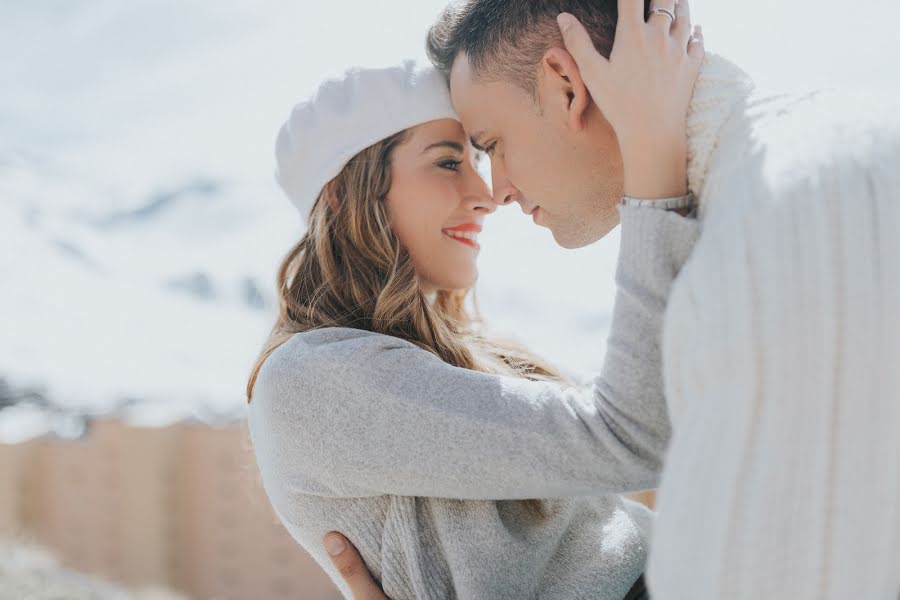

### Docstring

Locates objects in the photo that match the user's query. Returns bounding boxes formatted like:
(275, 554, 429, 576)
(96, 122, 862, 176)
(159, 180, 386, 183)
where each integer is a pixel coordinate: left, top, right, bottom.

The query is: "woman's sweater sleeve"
(248, 205, 700, 500)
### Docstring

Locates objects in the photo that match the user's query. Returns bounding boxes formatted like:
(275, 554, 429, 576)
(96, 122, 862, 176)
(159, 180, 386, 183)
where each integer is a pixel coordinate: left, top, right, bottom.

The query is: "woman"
(246, 20, 703, 600)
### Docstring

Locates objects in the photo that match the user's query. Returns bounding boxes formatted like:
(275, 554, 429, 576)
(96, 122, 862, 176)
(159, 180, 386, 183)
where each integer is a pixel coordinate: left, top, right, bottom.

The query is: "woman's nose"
(462, 160, 496, 214)
(490, 158, 516, 206)
(467, 183, 496, 215)
(472, 195, 496, 214)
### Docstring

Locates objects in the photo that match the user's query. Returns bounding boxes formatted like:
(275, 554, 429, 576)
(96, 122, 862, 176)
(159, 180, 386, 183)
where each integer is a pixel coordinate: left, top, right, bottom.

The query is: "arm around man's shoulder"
(250, 324, 683, 500)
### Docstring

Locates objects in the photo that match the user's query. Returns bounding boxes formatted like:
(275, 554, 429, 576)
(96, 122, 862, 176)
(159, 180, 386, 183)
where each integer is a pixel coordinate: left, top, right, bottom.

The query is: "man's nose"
(490, 158, 517, 206)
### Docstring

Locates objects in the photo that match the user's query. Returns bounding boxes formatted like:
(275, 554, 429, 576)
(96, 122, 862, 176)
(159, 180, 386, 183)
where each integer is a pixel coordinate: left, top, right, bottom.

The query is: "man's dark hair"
(427, 0, 651, 99)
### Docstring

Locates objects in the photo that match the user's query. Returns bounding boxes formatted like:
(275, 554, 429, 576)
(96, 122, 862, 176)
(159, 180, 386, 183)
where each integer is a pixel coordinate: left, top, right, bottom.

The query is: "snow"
(1, 1, 897, 441)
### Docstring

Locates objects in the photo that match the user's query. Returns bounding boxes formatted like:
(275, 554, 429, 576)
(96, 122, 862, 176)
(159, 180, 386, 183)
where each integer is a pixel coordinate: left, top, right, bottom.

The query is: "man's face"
(449, 51, 624, 248)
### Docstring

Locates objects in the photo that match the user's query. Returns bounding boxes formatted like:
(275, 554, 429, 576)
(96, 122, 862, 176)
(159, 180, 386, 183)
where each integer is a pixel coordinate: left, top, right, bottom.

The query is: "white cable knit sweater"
(648, 54, 900, 599)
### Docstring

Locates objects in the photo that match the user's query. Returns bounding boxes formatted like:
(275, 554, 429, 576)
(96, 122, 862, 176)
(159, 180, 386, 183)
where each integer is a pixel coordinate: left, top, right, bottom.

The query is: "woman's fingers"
(687, 24, 705, 62)
(557, 13, 608, 78)
(618, 0, 645, 27)
(673, 0, 693, 47)
(647, 0, 677, 32)
(324, 532, 389, 600)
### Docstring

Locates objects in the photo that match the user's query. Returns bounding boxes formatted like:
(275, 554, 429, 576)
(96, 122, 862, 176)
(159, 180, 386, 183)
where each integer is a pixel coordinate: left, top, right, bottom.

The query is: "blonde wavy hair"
(246, 127, 565, 515)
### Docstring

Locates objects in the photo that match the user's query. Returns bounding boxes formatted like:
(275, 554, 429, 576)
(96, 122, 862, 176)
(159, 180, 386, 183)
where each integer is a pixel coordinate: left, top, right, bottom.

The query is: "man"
(326, 0, 900, 597)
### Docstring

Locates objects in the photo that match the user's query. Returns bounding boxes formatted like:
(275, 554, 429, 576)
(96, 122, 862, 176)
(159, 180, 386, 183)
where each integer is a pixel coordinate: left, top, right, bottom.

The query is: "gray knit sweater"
(247, 204, 700, 599)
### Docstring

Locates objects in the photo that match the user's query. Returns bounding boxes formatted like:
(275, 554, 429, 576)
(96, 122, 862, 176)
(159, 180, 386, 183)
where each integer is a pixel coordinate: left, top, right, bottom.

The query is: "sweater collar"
(686, 53, 756, 203)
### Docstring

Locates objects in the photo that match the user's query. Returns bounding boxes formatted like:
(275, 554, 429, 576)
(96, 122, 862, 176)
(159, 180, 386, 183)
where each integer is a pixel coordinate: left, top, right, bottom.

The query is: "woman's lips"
(444, 233, 480, 249)
(444, 222, 482, 232)
(442, 222, 482, 250)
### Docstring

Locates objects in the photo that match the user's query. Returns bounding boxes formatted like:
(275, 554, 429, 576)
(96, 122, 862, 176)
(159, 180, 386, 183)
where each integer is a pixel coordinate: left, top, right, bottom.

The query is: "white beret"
(274, 60, 459, 221)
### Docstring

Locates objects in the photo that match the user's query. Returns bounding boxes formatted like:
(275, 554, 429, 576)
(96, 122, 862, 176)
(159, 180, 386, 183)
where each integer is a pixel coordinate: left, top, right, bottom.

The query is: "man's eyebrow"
(422, 141, 464, 154)
(468, 130, 488, 151)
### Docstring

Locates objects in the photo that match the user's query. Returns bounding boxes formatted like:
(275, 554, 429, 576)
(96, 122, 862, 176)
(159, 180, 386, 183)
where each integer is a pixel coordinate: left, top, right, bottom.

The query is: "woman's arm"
(249, 204, 699, 500)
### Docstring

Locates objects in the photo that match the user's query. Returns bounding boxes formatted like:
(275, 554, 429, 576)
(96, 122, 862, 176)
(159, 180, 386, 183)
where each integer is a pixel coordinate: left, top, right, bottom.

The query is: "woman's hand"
(557, 0, 704, 199)
(324, 532, 390, 600)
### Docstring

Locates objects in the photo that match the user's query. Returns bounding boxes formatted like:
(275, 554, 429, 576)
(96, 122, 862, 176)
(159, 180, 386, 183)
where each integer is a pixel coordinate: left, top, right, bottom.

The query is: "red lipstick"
(443, 222, 483, 232)
(442, 222, 482, 249)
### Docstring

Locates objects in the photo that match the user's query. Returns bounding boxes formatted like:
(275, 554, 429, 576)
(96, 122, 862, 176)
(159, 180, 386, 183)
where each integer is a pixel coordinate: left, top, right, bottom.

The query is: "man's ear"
(539, 47, 592, 132)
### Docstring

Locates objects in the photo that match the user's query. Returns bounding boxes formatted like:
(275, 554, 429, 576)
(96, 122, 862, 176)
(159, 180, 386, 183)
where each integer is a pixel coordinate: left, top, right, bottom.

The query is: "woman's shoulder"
(270, 327, 422, 366)
(253, 327, 429, 403)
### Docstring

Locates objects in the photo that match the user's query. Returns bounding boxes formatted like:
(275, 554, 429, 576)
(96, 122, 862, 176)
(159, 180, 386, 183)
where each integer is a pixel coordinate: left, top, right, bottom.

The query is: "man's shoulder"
(752, 88, 899, 188)
(703, 87, 900, 226)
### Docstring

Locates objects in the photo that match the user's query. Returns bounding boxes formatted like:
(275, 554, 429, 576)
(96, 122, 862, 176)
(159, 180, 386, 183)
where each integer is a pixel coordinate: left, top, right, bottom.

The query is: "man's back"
(650, 84, 900, 599)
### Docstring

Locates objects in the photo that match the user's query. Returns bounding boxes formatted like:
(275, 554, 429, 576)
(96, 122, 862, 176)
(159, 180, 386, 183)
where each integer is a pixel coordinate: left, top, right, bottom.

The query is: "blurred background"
(1, 1, 897, 598)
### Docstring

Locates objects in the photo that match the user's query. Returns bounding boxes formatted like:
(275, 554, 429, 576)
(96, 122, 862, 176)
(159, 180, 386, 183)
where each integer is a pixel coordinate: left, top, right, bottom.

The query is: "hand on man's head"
(557, 0, 704, 199)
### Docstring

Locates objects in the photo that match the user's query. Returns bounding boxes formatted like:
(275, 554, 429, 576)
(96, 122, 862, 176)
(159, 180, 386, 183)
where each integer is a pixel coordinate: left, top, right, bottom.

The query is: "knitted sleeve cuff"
(616, 200, 702, 287)
(620, 192, 697, 218)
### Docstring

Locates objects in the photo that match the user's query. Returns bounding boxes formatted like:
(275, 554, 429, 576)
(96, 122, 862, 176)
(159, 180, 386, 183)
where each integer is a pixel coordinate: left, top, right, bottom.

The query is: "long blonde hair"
(246, 128, 564, 514)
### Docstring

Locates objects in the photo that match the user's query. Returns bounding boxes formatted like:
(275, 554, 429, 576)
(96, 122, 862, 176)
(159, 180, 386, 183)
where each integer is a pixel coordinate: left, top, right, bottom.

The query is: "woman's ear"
(539, 47, 592, 132)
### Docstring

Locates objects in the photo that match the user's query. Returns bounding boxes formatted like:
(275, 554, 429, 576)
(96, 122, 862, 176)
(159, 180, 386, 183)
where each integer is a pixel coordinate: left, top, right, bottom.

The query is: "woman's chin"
(424, 269, 479, 293)
(451, 266, 479, 291)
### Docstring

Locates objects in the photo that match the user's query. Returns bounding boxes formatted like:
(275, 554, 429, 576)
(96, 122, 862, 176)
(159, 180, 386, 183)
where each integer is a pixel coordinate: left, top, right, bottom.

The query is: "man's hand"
(557, 0, 705, 199)
(324, 532, 389, 600)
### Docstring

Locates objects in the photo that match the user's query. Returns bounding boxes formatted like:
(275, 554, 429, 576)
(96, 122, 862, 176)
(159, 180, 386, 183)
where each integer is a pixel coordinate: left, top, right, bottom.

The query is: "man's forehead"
(447, 54, 480, 134)
(448, 51, 477, 105)
(449, 52, 502, 136)
(448, 50, 474, 85)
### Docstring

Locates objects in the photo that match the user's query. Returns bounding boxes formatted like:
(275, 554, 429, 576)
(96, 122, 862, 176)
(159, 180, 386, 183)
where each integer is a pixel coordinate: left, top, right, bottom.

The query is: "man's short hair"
(427, 0, 650, 99)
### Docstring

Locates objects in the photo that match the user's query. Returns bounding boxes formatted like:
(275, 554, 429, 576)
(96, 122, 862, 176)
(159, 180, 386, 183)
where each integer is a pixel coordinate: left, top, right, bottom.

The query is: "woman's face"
(385, 118, 495, 292)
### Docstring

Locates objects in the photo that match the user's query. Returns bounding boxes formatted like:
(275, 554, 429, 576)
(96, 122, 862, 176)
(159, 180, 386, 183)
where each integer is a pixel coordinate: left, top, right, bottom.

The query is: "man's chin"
(549, 223, 610, 250)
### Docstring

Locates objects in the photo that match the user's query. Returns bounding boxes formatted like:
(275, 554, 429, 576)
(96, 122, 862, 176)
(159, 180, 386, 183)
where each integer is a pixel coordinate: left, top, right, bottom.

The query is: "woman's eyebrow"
(421, 141, 464, 154)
